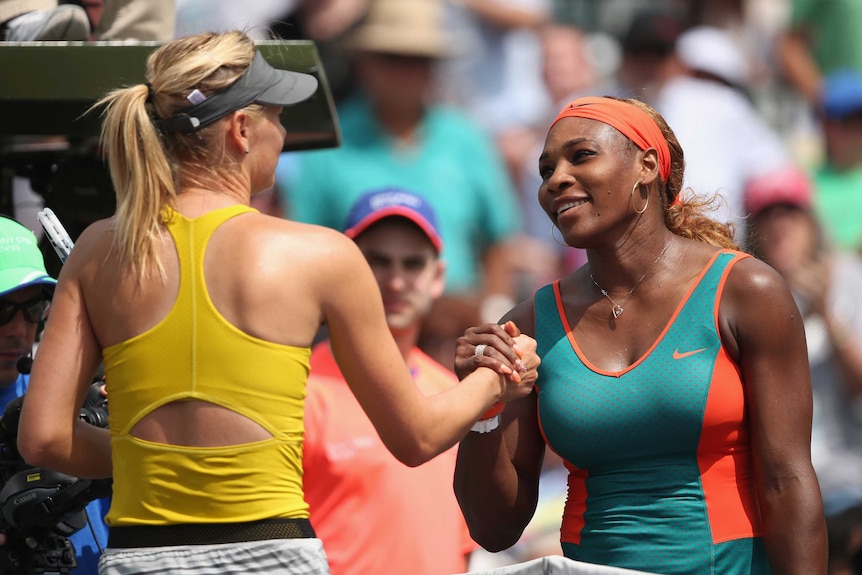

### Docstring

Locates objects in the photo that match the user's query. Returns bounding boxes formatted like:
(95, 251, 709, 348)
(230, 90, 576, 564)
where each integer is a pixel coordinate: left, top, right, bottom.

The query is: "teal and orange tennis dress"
(535, 250, 772, 574)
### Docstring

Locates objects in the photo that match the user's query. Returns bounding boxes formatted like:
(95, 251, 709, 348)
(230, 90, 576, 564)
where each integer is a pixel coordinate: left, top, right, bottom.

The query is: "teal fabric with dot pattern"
(534, 250, 771, 575)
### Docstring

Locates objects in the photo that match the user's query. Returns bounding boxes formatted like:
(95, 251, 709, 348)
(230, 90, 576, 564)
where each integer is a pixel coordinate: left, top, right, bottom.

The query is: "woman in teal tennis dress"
(453, 96, 827, 575)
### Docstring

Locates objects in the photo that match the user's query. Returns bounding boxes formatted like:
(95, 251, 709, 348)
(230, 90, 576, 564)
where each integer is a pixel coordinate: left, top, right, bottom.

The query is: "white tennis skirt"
(98, 538, 330, 574)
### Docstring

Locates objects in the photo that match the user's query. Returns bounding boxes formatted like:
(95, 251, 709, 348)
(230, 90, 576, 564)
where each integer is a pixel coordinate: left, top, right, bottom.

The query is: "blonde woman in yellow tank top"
(16, 30, 540, 575)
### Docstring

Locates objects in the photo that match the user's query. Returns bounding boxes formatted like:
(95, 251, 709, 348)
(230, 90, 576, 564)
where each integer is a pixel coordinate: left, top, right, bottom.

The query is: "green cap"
(0, 217, 56, 297)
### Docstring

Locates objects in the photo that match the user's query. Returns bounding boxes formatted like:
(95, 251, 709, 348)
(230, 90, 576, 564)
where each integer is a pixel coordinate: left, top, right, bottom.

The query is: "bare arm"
(453, 300, 546, 550)
(299, 0, 370, 41)
(456, 0, 550, 30)
(319, 234, 538, 467)
(823, 314, 862, 397)
(788, 252, 862, 397)
(18, 224, 112, 478)
(723, 258, 827, 575)
(776, 30, 823, 104)
(18, 222, 539, 476)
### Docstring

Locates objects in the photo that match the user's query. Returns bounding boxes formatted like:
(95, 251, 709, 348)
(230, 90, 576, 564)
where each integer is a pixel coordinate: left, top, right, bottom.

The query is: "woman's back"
(81, 205, 330, 352)
(79, 203, 344, 525)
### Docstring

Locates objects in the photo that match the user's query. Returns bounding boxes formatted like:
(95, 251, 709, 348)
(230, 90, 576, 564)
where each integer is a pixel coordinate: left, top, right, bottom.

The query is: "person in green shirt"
(812, 69, 862, 253)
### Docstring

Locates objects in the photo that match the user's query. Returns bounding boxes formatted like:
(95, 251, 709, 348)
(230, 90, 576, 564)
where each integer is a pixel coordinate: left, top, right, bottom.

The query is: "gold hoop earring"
(550, 222, 568, 248)
(631, 180, 649, 214)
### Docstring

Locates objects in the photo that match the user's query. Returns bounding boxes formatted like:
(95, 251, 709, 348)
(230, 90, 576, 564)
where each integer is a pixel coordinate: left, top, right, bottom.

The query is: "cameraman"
(0, 215, 109, 574)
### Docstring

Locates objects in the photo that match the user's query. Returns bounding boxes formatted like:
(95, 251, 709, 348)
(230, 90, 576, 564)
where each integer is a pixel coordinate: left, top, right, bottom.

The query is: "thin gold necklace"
(589, 242, 671, 319)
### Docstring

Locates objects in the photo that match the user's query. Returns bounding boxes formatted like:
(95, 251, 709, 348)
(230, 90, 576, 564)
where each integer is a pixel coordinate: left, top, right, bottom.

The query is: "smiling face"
(537, 117, 644, 247)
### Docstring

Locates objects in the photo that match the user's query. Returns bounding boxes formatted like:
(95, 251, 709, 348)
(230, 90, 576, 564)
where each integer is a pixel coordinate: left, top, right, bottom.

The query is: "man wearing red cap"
(302, 189, 476, 575)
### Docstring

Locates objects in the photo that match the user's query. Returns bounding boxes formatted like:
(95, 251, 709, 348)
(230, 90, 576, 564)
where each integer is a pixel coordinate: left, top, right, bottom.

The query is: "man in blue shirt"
(0, 215, 109, 574)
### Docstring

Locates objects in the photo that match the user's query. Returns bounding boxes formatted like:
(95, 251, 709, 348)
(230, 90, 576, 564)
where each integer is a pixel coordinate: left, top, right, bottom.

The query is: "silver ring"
(474, 344, 487, 357)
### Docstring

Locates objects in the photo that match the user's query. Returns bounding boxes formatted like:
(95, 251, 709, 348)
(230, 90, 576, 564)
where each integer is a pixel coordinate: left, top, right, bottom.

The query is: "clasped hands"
(455, 321, 540, 403)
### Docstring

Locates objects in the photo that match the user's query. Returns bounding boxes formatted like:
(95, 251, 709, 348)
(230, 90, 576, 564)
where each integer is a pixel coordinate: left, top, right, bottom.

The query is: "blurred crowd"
(3, 0, 862, 573)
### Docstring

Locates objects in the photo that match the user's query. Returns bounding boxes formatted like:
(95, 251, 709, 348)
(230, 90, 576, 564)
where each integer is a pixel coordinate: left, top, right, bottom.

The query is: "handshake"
(455, 320, 541, 403)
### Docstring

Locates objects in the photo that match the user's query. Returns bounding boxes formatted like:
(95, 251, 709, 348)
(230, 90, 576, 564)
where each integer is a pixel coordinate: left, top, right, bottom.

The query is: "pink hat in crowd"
(744, 166, 814, 216)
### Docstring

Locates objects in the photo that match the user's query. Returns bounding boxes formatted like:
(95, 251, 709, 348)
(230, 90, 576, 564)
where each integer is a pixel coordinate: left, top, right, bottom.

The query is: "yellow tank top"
(102, 205, 311, 526)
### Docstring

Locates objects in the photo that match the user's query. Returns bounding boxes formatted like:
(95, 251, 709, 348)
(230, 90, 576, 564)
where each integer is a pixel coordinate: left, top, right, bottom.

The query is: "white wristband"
(470, 413, 501, 433)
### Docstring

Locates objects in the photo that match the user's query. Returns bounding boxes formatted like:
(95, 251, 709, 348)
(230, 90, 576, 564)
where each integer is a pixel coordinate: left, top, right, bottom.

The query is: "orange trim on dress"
(697, 345, 764, 543)
(554, 250, 727, 377)
(699, 251, 761, 543)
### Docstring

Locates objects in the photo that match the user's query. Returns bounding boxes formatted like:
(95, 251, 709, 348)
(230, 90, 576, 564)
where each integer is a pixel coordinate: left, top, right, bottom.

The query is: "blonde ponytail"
(91, 31, 259, 281)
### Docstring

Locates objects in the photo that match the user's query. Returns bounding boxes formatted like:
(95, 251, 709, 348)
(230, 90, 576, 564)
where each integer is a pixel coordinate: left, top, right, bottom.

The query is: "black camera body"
(0, 381, 111, 574)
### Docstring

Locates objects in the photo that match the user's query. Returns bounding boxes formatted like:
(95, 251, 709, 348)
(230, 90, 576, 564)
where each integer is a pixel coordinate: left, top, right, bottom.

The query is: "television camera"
(0, 380, 111, 574)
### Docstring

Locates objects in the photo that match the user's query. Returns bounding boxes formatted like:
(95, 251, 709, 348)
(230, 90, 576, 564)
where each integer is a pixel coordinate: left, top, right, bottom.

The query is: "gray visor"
(157, 52, 319, 133)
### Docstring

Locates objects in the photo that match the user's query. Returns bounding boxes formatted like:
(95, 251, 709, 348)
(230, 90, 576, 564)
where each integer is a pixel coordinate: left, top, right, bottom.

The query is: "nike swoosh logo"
(673, 347, 708, 360)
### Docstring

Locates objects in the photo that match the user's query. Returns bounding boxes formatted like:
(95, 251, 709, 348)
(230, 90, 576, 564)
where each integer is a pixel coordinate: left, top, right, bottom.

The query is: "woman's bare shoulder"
(73, 217, 115, 244)
(240, 214, 359, 256)
(724, 253, 788, 298)
(720, 252, 799, 334)
(236, 214, 370, 283)
(62, 217, 116, 265)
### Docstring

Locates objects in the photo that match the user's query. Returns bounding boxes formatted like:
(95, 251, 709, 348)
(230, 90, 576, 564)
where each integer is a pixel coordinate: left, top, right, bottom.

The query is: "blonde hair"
(94, 31, 263, 280)
(621, 98, 738, 250)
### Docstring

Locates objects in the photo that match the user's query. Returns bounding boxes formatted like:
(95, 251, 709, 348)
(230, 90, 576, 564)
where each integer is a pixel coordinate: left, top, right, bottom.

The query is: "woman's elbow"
(468, 522, 524, 552)
(17, 431, 63, 469)
(389, 444, 436, 468)
(455, 485, 534, 551)
(384, 436, 441, 468)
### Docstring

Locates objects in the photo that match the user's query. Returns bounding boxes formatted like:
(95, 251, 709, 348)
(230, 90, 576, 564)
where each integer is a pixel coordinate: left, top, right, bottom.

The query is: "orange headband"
(549, 96, 671, 182)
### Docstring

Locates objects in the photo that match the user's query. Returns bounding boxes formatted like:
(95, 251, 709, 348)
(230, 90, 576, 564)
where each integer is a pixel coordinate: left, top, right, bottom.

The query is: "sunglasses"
(0, 299, 50, 326)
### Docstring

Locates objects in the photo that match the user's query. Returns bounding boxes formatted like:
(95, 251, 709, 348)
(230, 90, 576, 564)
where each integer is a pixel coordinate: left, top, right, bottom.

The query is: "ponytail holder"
(670, 194, 684, 207)
(145, 82, 154, 104)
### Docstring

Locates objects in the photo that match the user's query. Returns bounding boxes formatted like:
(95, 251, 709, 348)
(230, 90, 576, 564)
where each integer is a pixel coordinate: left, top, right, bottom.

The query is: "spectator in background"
(0, 1, 89, 41)
(825, 503, 862, 575)
(0, 216, 109, 575)
(777, 0, 862, 107)
(279, 0, 523, 323)
(538, 22, 597, 110)
(656, 24, 793, 242)
(510, 22, 599, 296)
(174, 0, 288, 40)
(90, 0, 175, 41)
(439, 0, 552, 188)
(273, 0, 370, 103)
(611, 8, 684, 105)
(810, 69, 862, 252)
(176, 0, 369, 102)
(303, 189, 476, 575)
(0, 0, 174, 42)
(746, 166, 862, 518)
